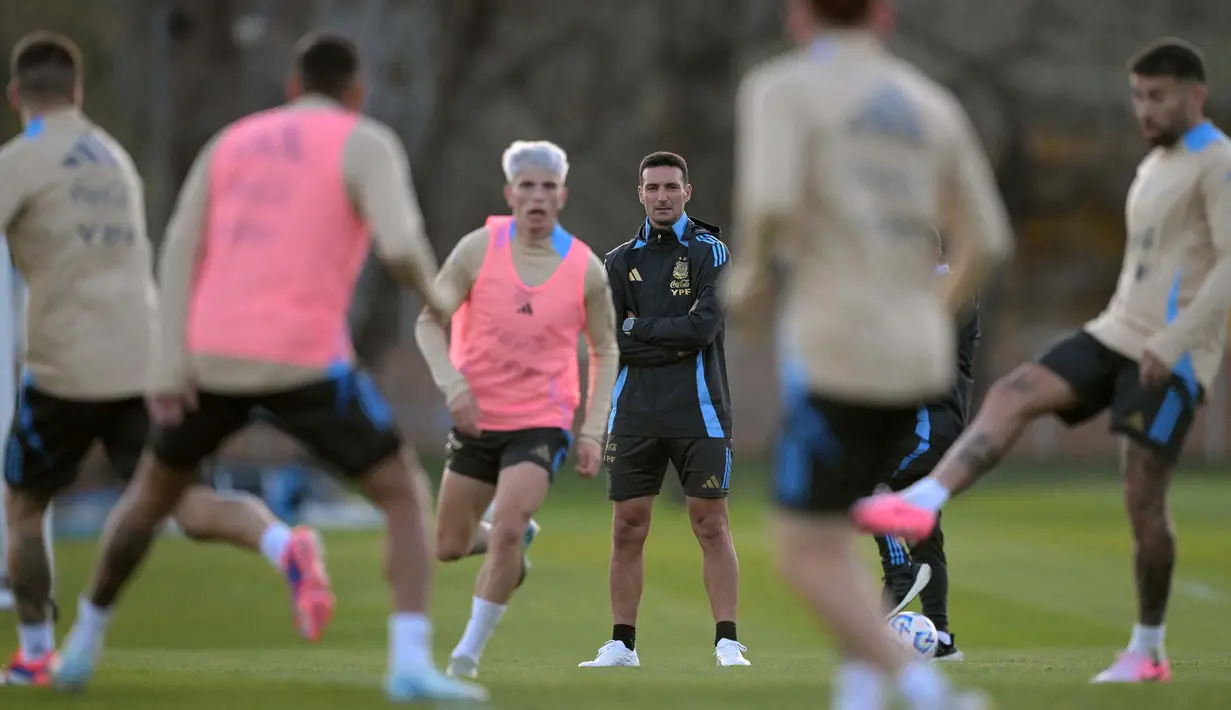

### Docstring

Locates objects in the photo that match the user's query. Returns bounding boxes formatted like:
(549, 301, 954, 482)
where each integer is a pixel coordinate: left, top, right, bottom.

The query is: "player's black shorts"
(151, 367, 401, 479)
(1038, 330, 1202, 463)
(444, 427, 573, 485)
(605, 435, 733, 501)
(4, 381, 148, 496)
(774, 393, 918, 515)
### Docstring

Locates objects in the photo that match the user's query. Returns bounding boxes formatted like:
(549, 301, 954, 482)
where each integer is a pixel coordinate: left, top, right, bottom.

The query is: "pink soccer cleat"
(1091, 652, 1172, 684)
(851, 493, 937, 541)
(3, 649, 57, 686)
(281, 526, 336, 642)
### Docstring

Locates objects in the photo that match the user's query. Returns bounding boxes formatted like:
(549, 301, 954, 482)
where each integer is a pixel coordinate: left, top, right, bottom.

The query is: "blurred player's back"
(739, 33, 1011, 402)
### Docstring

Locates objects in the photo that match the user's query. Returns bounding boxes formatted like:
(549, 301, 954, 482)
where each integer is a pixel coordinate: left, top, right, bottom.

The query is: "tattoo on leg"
(1005, 370, 1036, 393)
(953, 432, 1005, 480)
(91, 525, 155, 608)
(1125, 446, 1175, 626)
(11, 534, 52, 625)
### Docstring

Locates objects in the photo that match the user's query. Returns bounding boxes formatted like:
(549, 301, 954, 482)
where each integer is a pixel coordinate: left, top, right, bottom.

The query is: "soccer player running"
(415, 140, 618, 679)
(856, 38, 1231, 685)
(50, 32, 486, 702)
(726, 0, 1013, 708)
(0, 32, 325, 687)
(874, 229, 979, 663)
(579, 151, 748, 668)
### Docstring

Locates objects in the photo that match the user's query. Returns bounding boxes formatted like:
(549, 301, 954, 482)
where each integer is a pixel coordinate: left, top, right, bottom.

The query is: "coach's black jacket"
(604, 213, 732, 440)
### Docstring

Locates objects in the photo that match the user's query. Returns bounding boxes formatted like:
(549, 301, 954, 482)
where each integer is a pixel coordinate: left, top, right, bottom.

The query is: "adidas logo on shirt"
(629, 269, 643, 282)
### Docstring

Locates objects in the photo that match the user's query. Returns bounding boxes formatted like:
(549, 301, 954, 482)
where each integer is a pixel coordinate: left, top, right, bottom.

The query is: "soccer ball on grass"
(888, 611, 939, 660)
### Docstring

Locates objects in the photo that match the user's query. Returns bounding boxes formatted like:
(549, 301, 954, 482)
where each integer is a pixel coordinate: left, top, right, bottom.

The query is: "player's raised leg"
(98, 400, 332, 640)
(853, 362, 1080, 539)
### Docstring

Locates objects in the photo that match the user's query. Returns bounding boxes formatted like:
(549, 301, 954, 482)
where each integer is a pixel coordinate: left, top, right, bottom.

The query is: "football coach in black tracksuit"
(580, 151, 749, 667)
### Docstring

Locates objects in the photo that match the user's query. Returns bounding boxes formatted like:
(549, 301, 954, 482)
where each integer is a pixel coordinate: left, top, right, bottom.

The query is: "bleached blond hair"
(501, 140, 569, 183)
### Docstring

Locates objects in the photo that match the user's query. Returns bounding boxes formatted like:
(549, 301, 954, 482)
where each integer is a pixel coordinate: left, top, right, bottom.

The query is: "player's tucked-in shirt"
(0, 108, 154, 399)
(154, 95, 439, 394)
(415, 221, 618, 442)
(731, 31, 1012, 405)
(1085, 121, 1231, 391)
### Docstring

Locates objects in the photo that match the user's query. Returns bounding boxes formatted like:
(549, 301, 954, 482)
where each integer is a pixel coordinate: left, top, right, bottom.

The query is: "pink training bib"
(450, 216, 590, 431)
(187, 106, 369, 368)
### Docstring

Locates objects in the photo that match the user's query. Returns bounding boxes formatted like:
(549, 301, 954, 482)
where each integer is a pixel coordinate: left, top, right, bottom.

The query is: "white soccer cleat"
(578, 640, 639, 667)
(715, 639, 751, 667)
(445, 655, 479, 679)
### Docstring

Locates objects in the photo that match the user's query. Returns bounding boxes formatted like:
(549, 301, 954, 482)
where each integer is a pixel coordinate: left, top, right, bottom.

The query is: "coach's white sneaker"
(578, 640, 639, 667)
(715, 639, 751, 667)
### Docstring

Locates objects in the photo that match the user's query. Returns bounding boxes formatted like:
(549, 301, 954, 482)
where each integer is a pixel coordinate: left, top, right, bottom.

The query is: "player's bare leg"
(579, 496, 653, 667)
(854, 364, 1080, 539)
(435, 470, 495, 562)
(354, 449, 485, 700)
(173, 485, 334, 640)
(1092, 439, 1175, 683)
(777, 513, 954, 710)
(2, 487, 57, 685)
(686, 496, 747, 666)
(52, 454, 195, 689)
(446, 464, 550, 677)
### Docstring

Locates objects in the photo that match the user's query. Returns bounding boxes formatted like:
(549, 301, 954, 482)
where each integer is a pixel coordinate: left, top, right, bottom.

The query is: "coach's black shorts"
(4, 380, 147, 496)
(1038, 330, 1202, 462)
(605, 436, 732, 501)
(151, 367, 401, 479)
(444, 427, 573, 485)
(774, 393, 918, 515)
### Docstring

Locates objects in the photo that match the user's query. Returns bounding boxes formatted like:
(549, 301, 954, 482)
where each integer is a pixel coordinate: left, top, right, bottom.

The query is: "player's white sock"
(18, 621, 54, 657)
(390, 612, 433, 672)
(937, 630, 952, 645)
(1128, 624, 1166, 658)
(833, 661, 886, 710)
(259, 523, 293, 570)
(900, 479, 950, 513)
(896, 661, 949, 710)
(452, 597, 507, 662)
(76, 596, 113, 642)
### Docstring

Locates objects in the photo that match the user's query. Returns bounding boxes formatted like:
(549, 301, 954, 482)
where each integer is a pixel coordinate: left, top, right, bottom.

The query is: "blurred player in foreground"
(0, 32, 314, 687)
(581, 151, 747, 668)
(725, 0, 1012, 708)
(856, 37, 1231, 685)
(874, 229, 979, 662)
(0, 248, 24, 614)
(50, 32, 486, 702)
(416, 140, 618, 679)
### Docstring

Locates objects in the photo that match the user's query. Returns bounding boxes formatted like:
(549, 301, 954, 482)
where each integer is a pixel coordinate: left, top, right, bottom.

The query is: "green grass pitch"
(2, 465, 1229, 708)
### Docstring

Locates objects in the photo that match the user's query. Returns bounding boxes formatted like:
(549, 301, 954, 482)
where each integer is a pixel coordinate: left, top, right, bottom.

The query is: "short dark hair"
(1128, 38, 1206, 82)
(638, 151, 689, 185)
(10, 31, 82, 102)
(808, 0, 873, 26)
(294, 32, 361, 99)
